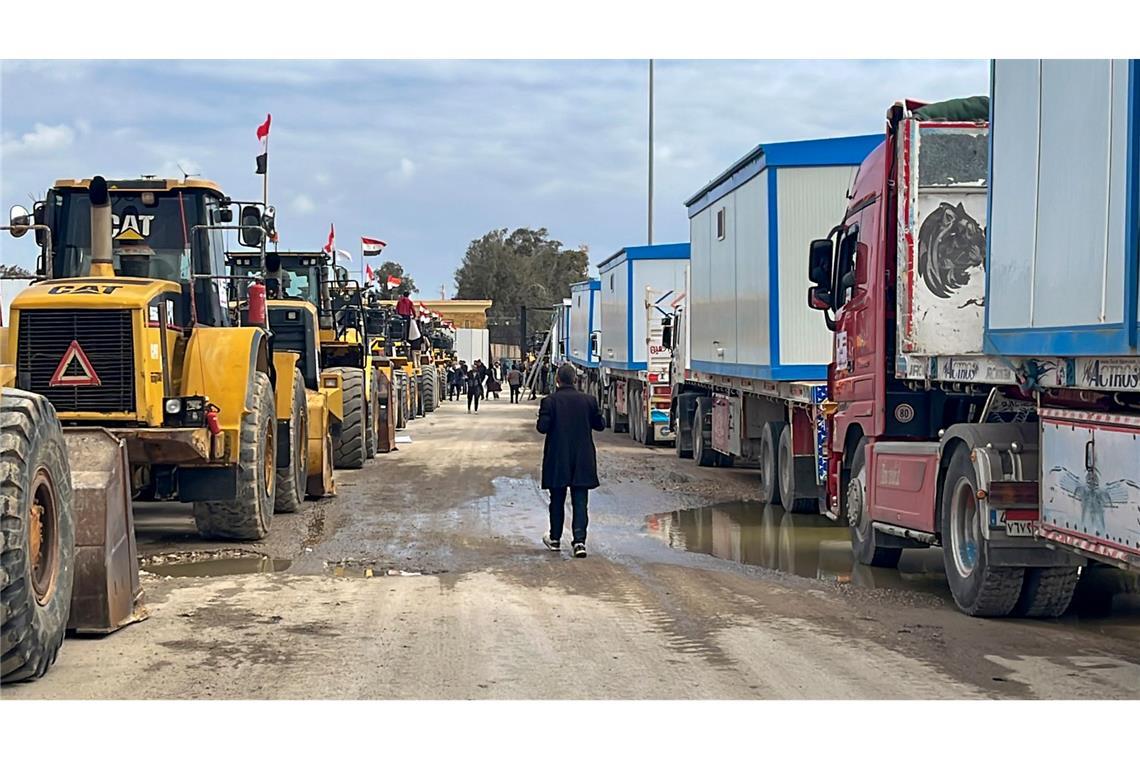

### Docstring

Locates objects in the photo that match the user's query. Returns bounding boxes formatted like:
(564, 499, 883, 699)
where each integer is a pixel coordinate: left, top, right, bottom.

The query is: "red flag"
(322, 223, 335, 255)
(361, 236, 387, 256)
(386, 275, 401, 288)
(365, 264, 375, 282)
(255, 114, 271, 174)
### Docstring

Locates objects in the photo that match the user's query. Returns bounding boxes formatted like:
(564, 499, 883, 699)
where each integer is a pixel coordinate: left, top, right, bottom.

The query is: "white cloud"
(2, 123, 75, 155)
(387, 157, 416, 183)
(291, 194, 316, 215)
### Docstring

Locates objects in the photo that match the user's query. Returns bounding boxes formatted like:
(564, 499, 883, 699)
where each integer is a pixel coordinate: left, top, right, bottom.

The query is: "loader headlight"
(165, 398, 183, 415)
(163, 396, 208, 427)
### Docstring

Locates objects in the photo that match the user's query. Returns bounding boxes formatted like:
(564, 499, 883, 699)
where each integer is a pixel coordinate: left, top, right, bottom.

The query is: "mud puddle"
(325, 559, 431, 578)
(645, 501, 1140, 639)
(142, 551, 292, 577)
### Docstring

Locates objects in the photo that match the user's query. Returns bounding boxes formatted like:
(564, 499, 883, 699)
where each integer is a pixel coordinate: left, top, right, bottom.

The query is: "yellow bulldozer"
(0, 175, 298, 681)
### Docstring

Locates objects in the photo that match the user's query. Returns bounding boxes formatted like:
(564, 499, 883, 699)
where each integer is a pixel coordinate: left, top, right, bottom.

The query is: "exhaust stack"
(89, 176, 115, 277)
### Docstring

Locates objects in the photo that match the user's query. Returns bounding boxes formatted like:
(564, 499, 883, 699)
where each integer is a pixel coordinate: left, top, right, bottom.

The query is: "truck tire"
(395, 373, 407, 430)
(674, 393, 695, 459)
(846, 440, 901, 568)
(759, 421, 784, 506)
(274, 368, 307, 514)
(331, 367, 366, 469)
(1, 390, 75, 683)
(629, 387, 642, 443)
(365, 369, 379, 460)
(778, 424, 817, 514)
(941, 445, 1025, 617)
(194, 371, 276, 540)
(692, 398, 716, 467)
(1013, 567, 1079, 618)
(423, 366, 437, 413)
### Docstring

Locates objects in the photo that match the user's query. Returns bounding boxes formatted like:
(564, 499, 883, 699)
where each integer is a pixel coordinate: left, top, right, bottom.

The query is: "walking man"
(445, 364, 456, 402)
(466, 360, 485, 414)
(537, 363, 605, 558)
(507, 364, 523, 403)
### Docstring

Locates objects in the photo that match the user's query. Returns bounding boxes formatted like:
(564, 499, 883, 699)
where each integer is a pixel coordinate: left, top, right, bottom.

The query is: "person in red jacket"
(395, 291, 415, 339)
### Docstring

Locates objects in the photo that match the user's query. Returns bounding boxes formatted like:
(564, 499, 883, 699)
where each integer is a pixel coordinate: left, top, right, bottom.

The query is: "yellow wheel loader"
(227, 251, 342, 506)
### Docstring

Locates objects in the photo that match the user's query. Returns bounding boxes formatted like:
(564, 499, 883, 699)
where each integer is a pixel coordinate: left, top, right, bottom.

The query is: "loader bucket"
(64, 429, 145, 633)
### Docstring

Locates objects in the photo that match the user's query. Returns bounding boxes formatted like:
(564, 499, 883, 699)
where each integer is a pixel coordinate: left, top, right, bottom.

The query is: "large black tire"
(194, 372, 276, 539)
(940, 445, 1025, 617)
(674, 393, 694, 459)
(759, 421, 784, 505)
(1013, 567, 1080, 618)
(1, 390, 75, 683)
(395, 372, 408, 430)
(692, 398, 716, 467)
(365, 369, 379, 460)
(778, 424, 817, 514)
(274, 369, 307, 514)
(331, 367, 366, 469)
(846, 440, 902, 568)
(423, 366, 437, 413)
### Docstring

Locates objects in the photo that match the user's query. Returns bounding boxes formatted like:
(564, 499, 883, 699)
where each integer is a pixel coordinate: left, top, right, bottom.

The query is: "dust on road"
(6, 395, 1139, 699)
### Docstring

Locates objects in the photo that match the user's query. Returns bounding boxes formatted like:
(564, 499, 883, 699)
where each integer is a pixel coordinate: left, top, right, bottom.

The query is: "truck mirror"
(661, 316, 673, 350)
(809, 239, 834, 286)
(215, 206, 234, 224)
(8, 204, 31, 238)
(808, 285, 833, 311)
(239, 205, 264, 247)
(33, 203, 47, 247)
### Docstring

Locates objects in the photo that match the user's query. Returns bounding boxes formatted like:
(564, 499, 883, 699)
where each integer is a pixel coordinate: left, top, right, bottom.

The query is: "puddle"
(645, 502, 1140, 638)
(325, 559, 427, 578)
(142, 553, 292, 577)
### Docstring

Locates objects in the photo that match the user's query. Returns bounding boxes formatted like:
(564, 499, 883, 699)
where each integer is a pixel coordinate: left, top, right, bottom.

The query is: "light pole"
(648, 59, 654, 246)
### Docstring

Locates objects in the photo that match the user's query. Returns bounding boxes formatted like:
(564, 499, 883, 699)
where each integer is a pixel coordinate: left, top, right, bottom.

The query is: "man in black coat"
(537, 363, 605, 557)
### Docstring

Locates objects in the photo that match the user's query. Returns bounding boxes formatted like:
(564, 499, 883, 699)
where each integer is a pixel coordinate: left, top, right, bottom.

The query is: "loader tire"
(194, 372, 276, 539)
(1013, 567, 1080, 618)
(1, 389, 75, 683)
(331, 367, 366, 469)
(365, 369, 378, 460)
(274, 369, 307, 514)
(423, 367, 437, 413)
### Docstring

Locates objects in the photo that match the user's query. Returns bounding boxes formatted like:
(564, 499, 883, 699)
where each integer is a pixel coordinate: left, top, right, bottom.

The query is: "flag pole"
(261, 128, 268, 272)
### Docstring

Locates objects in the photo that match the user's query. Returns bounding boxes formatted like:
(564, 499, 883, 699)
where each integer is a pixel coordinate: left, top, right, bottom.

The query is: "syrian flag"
(386, 274, 401, 288)
(322, 223, 335, 255)
(365, 264, 375, 282)
(255, 114, 271, 174)
(361, 237, 387, 256)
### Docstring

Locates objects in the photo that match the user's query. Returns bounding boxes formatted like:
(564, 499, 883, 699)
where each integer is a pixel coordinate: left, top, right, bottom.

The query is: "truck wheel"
(1, 390, 75, 683)
(274, 368, 307, 514)
(611, 387, 628, 434)
(847, 440, 901, 568)
(759, 421, 784, 505)
(778, 425, 816, 514)
(630, 388, 643, 443)
(674, 393, 694, 459)
(365, 369, 379, 460)
(941, 445, 1024, 617)
(1013, 567, 1079, 618)
(331, 367, 366, 469)
(194, 371, 276, 540)
(692, 398, 716, 467)
(423, 366, 437, 413)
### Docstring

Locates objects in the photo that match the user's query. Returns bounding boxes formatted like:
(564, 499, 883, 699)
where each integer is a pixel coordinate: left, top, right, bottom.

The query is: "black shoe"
(542, 534, 560, 552)
(572, 543, 587, 558)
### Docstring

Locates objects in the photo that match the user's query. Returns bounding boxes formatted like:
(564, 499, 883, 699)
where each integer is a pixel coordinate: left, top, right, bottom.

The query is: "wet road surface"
(6, 395, 1139, 698)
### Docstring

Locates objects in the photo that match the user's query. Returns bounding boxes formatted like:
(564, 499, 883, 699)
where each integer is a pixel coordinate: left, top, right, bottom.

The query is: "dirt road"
(7, 395, 1139, 699)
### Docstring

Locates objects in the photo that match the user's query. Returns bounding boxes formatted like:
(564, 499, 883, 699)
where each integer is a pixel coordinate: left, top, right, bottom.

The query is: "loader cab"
(42, 179, 233, 327)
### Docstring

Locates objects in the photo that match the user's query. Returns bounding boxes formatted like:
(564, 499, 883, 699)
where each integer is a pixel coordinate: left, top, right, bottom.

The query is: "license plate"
(1004, 519, 1037, 537)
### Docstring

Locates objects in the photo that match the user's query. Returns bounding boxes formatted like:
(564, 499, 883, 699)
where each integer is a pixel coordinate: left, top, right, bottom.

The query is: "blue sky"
(0, 60, 987, 295)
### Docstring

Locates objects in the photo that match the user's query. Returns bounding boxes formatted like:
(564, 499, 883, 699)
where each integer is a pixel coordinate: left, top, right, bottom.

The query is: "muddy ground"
(6, 394, 1139, 699)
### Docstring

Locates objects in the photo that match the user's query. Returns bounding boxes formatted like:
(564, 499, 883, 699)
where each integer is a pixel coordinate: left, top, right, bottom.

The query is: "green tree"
(370, 260, 417, 300)
(454, 227, 588, 316)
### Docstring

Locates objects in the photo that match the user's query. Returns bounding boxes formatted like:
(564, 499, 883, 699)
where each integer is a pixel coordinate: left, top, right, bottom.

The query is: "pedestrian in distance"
(445, 364, 456, 401)
(537, 362, 606, 558)
(486, 361, 502, 400)
(453, 361, 468, 402)
(466, 359, 486, 413)
(507, 365, 523, 403)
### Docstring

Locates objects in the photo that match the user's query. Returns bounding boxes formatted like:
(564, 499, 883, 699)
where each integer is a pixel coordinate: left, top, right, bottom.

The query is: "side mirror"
(808, 238, 834, 286)
(239, 205, 264, 247)
(215, 206, 234, 224)
(661, 315, 673, 351)
(8, 204, 31, 238)
(808, 285, 833, 311)
(33, 203, 47, 247)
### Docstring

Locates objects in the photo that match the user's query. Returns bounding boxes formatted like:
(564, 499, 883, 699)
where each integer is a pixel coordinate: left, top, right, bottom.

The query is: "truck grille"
(16, 309, 136, 413)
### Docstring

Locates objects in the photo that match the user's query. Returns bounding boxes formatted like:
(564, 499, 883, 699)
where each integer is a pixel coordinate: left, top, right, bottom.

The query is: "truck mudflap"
(1038, 409, 1140, 572)
(63, 429, 145, 634)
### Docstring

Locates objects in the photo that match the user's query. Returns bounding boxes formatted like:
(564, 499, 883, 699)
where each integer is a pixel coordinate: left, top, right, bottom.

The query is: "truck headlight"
(165, 398, 183, 415)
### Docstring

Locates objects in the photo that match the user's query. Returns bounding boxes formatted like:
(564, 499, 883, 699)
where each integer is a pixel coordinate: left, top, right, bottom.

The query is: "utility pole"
(648, 58, 654, 246)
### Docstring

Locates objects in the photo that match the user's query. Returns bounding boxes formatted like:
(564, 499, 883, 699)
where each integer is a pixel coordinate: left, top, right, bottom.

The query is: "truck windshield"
(918, 127, 988, 187)
(48, 191, 204, 282)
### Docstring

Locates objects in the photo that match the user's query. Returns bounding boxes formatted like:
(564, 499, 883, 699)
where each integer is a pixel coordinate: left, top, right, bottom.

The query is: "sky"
(0, 60, 988, 296)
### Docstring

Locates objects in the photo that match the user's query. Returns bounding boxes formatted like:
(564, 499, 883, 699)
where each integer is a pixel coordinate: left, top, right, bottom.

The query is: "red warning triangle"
(50, 340, 102, 387)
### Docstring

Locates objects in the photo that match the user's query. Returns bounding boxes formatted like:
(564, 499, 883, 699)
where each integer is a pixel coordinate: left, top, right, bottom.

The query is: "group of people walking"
(444, 357, 558, 411)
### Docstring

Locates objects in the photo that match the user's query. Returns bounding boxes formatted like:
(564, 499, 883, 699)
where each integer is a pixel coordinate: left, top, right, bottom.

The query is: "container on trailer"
(597, 243, 689, 371)
(568, 279, 601, 368)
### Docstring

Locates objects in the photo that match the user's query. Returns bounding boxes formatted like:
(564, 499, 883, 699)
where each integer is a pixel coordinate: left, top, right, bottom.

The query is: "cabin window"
(716, 208, 726, 240)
